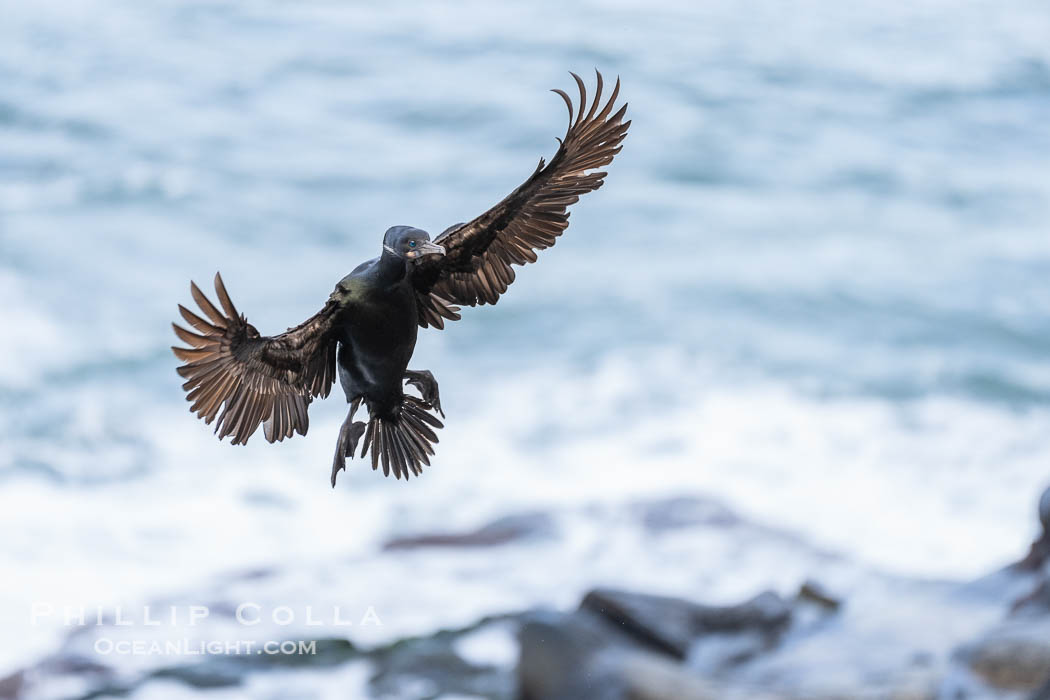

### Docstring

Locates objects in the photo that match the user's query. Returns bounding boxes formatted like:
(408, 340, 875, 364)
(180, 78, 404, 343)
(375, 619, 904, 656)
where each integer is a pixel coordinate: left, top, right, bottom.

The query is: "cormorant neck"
(376, 248, 408, 286)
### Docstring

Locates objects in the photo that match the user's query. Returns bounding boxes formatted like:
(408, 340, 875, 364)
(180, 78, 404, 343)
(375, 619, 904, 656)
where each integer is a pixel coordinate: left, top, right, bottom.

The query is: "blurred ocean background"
(1, 0, 1049, 696)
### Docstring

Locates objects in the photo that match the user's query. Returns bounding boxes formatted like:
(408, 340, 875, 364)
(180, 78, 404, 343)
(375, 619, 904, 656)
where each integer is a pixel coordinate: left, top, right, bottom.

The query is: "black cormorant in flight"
(172, 71, 630, 486)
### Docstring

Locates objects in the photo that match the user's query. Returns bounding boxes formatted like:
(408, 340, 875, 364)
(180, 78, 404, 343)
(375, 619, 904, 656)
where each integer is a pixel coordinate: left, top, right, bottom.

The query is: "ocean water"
(1, 0, 1049, 691)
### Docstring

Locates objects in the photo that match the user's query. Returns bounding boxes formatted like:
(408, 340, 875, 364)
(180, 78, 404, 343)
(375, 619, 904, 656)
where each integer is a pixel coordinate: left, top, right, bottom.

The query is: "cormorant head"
(382, 226, 445, 261)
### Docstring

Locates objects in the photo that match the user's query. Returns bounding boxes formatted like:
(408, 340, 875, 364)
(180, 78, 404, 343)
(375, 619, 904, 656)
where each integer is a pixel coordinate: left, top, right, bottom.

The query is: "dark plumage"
(172, 71, 630, 486)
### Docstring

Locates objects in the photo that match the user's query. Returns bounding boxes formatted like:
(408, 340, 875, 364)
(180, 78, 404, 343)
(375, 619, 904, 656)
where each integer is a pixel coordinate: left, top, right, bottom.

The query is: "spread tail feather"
(360, 396, 443, 480)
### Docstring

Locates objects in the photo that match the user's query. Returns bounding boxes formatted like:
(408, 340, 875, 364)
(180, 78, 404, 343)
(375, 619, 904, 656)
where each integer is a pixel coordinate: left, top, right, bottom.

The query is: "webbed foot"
(404, 369, 444, 418)
(331, 399, 366, 487)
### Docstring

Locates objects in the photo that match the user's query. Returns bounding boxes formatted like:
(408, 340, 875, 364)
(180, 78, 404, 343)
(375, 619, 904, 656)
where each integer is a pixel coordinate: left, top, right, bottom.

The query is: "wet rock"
(371, 638, 507, 698)
(258, 638, 358, 669)
(1032, 674, 1050, 700)
(38, 653, 112, 676)
(0, 670, 23, 700)
(636, 496, 739, 532)
(21, 637, 360, 699)
(796, 579, 842, 612)
(1016, 486, 1050, 571)
(961, 618, 1050, 692)
(1019, 538, 1050, 572)
(1013, 580, 1050, 617)
(951, 488, 1050, 700)
(383, 512, 555, 550)
(230, 566, 277, 581)
(1040, 486, 1050, 533)
(3, 650, 118, 699)
(150, 663, 244, 689)
(580, 588, 790, 660)
(594, 649, 727, 700)
(368, 619, 516, 699)
(518, 609, 721, 700)
(518, 609, 618, 700)
(147, 637, 358, 682)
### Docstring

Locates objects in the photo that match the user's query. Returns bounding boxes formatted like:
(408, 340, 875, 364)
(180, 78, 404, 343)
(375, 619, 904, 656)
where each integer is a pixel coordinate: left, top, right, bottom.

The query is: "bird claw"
(330, 418, 367, 487)
(404, 369, 444, 418)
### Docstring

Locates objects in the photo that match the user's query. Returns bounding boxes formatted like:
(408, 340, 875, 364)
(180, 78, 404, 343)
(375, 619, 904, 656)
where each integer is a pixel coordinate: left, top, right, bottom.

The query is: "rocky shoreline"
(5, 487, 1050, 700)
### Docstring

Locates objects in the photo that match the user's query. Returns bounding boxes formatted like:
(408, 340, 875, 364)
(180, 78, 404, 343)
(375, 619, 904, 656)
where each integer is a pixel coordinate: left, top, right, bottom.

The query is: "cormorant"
(172, 71, 630, 486)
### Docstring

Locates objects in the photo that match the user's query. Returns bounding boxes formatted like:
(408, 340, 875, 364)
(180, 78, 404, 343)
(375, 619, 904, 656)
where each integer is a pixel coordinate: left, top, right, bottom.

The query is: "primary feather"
(413, 69, 630, 318)
(172, 273, 341, 445)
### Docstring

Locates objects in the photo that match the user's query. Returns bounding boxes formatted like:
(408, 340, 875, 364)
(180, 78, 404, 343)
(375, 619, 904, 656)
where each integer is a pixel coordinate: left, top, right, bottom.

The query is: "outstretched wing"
(413, 70, 630, 327)
(172, 273, 341, 445)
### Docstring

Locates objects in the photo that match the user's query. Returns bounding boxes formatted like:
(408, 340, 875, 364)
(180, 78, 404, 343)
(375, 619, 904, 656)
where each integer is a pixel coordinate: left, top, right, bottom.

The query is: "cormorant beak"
(415, 241, 446, 257)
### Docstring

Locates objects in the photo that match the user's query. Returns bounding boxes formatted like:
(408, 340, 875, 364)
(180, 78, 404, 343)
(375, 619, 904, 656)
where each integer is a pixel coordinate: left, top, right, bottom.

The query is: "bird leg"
(403, 369, 444, 418)
(330, 398, 366, 487)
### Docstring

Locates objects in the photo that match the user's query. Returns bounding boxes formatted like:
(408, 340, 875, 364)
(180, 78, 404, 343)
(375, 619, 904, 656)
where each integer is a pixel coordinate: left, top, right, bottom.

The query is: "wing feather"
(171, 272, 342, 445)
(413, 70, 629, 319)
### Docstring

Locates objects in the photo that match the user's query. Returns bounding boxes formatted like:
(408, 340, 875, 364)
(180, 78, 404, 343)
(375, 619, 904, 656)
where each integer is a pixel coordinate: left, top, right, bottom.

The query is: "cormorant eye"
(409, 241, 417, 248)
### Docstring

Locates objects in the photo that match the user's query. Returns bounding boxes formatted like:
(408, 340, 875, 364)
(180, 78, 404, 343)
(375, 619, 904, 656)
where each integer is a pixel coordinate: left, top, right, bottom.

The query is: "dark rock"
(518, 610, 723, 700)
(962, 618, 1050, 692)
(383, 512, 555, 551)
(149, 663, 244, 689)
(5, 651, 117, 699)
(368, 620, 516, 699)
(580, 588, 791, 660)
(204, 600, 241, 618)
(0, 670, 23, 700)
(1032, 673, 1050, 700)
(1017, 533, 1050, 571)
(132, 638, 358, 694)
(1040, 486, 1050, 533)
(796, 579, 842, 612)
(519, 609, 620, 700)
(38, 654, 112, 676)
(231, 566, 277, 581)
(1013, 580, 1050, 617)
(262, 638, 358, 668)
(592, 648, 726, 700)
(636, 496, 739, 532)
(1016, 486, 1050, 571)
